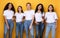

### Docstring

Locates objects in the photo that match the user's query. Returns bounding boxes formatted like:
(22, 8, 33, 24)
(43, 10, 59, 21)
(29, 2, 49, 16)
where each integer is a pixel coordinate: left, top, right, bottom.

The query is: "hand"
(12, 16, 16, 21)
(7, 25, 9, 30)
(42, 19, 44, 23)
(29, 25, 32, 30)
(35, 21, 39, 24)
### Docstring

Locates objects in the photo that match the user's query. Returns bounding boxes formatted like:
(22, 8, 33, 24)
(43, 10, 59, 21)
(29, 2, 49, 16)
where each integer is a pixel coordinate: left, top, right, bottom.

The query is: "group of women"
(3, 2, 58, 38)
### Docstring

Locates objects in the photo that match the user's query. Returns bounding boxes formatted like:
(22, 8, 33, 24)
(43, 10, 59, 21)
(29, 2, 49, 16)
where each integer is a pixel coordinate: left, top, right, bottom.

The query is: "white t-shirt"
(15, 12, 24, 22)
(35, 12, 44, 22)
(45, 12, 58, 23)
(24, 10, 35, 20)
(3, 10, 14, 19)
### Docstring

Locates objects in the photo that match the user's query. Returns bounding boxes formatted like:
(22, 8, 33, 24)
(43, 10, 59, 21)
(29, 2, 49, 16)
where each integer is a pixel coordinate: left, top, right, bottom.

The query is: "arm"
(54, 13, 58, 29)
(29, 15, 34, 30)
(4, 16, 9, 29)
(55, 19, 58, 30)
(42, 16, 45, 23)
(22, 16, 25, 22)
(42, 13, 45, 23)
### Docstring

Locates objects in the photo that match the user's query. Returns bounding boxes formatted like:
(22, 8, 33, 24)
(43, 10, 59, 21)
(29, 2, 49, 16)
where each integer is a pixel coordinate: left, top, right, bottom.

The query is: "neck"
(37, 10, 41, 13)
(49, 10, 52, 12)
(19, 11, 21, 13)
(8, 8, 11, 10)
(27, 8, 31, 10)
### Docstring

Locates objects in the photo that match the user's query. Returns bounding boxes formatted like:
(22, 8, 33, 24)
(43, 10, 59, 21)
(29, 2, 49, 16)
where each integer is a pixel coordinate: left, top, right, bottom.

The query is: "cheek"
(18, 8, 21, 11)
(49, 7, 52, 10)
(9, 5, 12, 8)
(27, 6, 30, 8)
(38, 7, 42, 9)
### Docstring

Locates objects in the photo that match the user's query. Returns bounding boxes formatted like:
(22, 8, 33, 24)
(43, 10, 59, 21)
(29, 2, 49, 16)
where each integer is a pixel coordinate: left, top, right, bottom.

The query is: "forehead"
(26, 4, 31, 6)
(38, 5, 42, 7)
(9, 4, 12, 6)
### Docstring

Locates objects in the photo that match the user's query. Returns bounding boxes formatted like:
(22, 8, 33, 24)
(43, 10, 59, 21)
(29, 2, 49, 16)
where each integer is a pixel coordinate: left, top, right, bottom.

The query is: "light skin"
(48, 6, 53, 12)
(18, 7, 22, 13)
(26, 4, 34, 30)
(15, 7, 24, 22)
(26, 4, 31, 10)
(4, 4, 12, 30)
(48, 6, 57, 29)
(35, 5, 44, 24)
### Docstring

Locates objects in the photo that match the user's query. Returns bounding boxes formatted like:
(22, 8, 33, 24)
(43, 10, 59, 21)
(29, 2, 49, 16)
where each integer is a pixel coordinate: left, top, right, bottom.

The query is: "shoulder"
(4, 10, 8, 12)
(45, 12, 49, 15)
(53, 12, 57, 15)
(15, 12, 18, 15)
(45, 12, 49, 14)
(24, 10, 28, 13)
(31, 10, 35, 11)
(53, 12, 56, 13)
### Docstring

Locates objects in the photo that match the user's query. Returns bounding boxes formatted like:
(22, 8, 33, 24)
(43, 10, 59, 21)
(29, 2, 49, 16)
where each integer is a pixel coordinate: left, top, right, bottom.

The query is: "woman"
(3, 2, 15, 38)
(15, 6, 24, 38)
(24, 2, 34, 38)
(45, 4, 58, 38)
(35, 3, 45, 38)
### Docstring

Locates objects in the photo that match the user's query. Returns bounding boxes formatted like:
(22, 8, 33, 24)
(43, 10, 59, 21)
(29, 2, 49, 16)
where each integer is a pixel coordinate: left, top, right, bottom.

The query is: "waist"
(16, 19, 22, 22)
(46, 20, 56, 23)
(6, 17, 13, 19)
(25, 20, 32, 22)
(7, 19, 12, 20)
(25, 18, 32, 20)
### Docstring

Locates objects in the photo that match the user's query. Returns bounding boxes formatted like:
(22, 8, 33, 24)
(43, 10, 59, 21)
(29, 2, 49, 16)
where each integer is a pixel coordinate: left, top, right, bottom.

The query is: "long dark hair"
(35, 3, 44, 14)
(17, 6, 24, 13)
(48, 4, 54, 12)
(4, 2, 15, 13)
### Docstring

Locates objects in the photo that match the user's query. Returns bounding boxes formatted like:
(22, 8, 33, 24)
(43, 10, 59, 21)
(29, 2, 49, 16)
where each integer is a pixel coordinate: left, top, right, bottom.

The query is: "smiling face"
(18, 7, 22, 12)
(8, 4, 12, 10)
(26, 3, 31, 10)
(38, 5, 42, 10)
(48, 6, 53, 11)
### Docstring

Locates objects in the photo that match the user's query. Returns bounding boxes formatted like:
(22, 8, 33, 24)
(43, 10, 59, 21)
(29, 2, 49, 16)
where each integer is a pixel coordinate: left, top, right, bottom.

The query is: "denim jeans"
(24, 20, 34, 38)
(36, 22, 44, 38)
(45, 23, 56, 38)
(4, 19, 14, 38)
(16, 22, 24, 38)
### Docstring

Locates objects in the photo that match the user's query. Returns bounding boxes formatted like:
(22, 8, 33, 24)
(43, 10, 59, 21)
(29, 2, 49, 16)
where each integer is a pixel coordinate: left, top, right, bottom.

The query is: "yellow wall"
(0, 0, 60, 38)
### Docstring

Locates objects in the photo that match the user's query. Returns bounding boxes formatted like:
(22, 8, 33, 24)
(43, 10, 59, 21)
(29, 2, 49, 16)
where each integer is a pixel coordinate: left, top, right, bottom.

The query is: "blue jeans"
(16, 22, 24, 38)
(36, 22, 44, 38)
(45, 23, 56, 38)
(24, 20, 34, 38)
(4, 19, 14, 38)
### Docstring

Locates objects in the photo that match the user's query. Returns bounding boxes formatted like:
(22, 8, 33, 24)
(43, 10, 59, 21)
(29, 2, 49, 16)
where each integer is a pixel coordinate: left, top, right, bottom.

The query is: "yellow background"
(0, 0, 60, 38)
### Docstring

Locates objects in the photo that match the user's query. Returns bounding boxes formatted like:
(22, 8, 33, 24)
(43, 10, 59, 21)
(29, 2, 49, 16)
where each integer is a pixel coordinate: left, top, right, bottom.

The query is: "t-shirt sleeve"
(3, 11, 6, 16)
(32, 10, 35, 15)
(15, 13, 17, 16)
(42, 12, 45, 16)
(54, 12, 58, 19)
(13, 11, 15, 16)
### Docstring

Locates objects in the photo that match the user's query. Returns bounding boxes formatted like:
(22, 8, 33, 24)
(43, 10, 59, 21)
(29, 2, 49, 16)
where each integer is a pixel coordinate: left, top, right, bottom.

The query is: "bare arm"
(4, 16, 9, 29)
(22, 16, 25, 22)
(29, 15, 34, 29)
